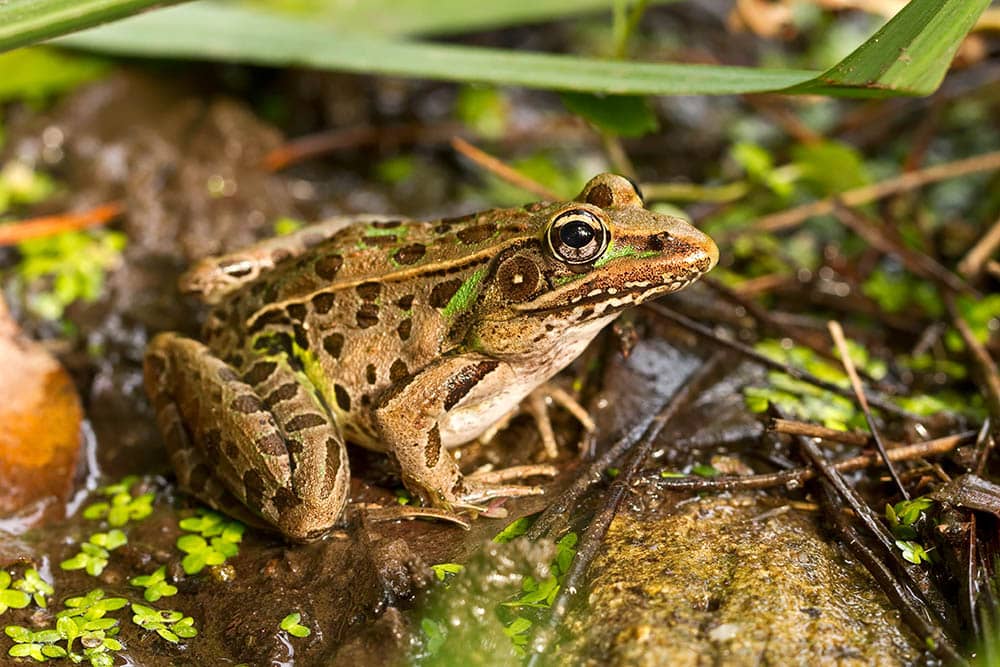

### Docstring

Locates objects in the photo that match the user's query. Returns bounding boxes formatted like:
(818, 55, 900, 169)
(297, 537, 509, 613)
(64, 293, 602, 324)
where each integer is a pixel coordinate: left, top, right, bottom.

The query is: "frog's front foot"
(448, 464, 559, 515)
(479, 384, 596, 459)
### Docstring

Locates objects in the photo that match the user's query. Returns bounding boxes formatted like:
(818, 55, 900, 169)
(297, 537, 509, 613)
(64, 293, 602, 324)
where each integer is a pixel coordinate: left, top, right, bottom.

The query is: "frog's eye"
(547, 208, 610, 265)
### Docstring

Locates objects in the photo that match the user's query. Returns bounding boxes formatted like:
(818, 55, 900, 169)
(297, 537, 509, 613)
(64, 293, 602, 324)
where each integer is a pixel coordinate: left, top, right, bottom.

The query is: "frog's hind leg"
(144, 333, 349, 540)
(180, 215, 402, 304)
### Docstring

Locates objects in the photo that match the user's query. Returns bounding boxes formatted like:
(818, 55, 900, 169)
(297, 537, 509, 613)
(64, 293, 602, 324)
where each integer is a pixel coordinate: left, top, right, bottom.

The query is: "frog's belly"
(438, 371, 536, 447)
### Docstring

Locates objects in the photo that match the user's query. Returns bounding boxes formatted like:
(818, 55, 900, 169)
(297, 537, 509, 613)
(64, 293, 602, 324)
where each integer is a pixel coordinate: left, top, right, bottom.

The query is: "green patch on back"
(593, 239, 658, 269)
(442, 267, 487, 319)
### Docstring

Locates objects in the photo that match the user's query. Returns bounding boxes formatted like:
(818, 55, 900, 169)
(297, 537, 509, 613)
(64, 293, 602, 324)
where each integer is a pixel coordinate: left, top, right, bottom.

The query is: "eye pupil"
(560, 221, 594, 248)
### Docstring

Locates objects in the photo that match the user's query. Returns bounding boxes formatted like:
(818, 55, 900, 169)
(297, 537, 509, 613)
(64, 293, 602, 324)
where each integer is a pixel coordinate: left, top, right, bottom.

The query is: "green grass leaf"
(41, 1, 986, 98)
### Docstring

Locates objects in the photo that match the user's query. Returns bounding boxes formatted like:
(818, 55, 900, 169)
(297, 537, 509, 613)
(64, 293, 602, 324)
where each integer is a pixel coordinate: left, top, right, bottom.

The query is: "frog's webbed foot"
(478, 383, 595, 459)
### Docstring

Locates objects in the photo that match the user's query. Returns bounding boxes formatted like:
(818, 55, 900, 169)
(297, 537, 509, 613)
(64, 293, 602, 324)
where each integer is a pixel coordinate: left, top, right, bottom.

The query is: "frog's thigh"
(182, 215, 401, 300)
(372, 354, 512, 503)
(144, 333, 348, 540)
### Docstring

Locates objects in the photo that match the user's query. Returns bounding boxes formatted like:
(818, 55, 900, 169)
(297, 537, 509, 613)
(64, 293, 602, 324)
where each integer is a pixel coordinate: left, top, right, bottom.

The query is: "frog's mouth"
(516, 270, 705, 320)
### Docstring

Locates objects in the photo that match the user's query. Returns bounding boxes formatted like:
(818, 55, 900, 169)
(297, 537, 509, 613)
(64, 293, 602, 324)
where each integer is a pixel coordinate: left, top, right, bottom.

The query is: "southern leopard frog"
(144, 174, 718, 539)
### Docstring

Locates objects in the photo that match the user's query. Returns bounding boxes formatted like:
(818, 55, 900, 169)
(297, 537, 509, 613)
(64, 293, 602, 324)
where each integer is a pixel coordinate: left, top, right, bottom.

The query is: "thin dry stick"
(450, 136, 561, 201)
(946, 293, 1000, 445)
(833, 204, 974, 296)
(828, 320, 909, 500)
(643, 302, 915, 419)
(958, 214, 1000, 281)
(0, 202, 123, 246)
(653, 431, 971, 492)
(771, 418, 934, 449)
(748, 150, 1000, 234)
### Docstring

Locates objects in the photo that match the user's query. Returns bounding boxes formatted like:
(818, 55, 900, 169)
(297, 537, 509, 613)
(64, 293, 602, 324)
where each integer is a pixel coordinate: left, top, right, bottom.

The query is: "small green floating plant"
(176, 509, 245, 575)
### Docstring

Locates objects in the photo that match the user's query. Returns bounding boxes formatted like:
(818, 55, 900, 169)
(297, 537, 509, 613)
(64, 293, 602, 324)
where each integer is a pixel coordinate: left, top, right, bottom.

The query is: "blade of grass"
(0, 0, 183, 53)
(790, 0, 990, 97)
(11, 0, 986, 98)
(54, 4, 816, 95)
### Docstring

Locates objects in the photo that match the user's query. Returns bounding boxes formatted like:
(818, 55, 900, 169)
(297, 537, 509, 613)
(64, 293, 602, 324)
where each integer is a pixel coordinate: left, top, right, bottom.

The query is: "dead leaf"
(0, 296, 82, 526)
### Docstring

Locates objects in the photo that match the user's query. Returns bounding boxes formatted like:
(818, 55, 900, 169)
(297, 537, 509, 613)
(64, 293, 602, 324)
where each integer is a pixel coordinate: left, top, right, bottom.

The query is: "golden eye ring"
(546, 208, 610, 265)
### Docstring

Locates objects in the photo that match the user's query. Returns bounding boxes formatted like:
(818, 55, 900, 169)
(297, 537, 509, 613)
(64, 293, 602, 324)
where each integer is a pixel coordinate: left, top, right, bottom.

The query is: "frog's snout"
(677, 224, 719, 277)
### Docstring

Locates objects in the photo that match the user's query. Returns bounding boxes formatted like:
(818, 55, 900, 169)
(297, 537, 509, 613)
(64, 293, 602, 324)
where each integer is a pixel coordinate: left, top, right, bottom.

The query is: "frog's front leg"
(144, 333, 349, 540)
(373, 355, 557, 512)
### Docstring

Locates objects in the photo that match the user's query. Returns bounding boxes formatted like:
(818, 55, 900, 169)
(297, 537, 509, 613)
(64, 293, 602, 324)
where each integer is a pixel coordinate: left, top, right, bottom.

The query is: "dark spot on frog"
(645, 231, 671, 253)
(457, 223, 497, 245)
(253, 332, 294, 359)
(434, 223, 452, 235)
(264, 383, 298, 409)
(363, 235, 396, 248)
(365, 364, 377, 385)
(429, 279, 463, 308)
(424, 424, 441, 468)
(444, 360, 500, 411)
(577, 306, 595, 321)
(217, 366, 240, 383)
(356, 281, 382, 301)
(187, 463, 212, 493)
(243, 469, 266, 509)
(360, 393, 371, 407)
(396, 294, 414, 310)
(371, 219, 402, 229)
(389, 359, 408, 383)
(226, 354, 244, 369)
(356, 303, 380, 328)
(314, 254, 344, 281)
(293, 325, 310, 351)
(230, 395, 263, 414)
(244, 360, 277, 386)
(271, 249, 292, 265)
(287, 303, 307, 322)
(271, 487, 300, 513)
(255, 432, 287, 456)
(285, 413, 327, 432)
(323, 333, 345, 359)
(248, 309, 290, 334)
(202, 429, 223, 462)
(334, 384, 351, 412)
(496, 256, 540, 302)
(397, 319, 412, 341)
(311, 292, 336, 314)
(585, 183, 614, 208)
(394, 243, 426, 265)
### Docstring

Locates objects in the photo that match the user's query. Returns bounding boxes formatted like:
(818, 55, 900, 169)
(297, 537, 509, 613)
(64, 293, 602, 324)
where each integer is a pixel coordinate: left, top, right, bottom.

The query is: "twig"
(652, 431, 971, 492)
(262, 122, 466, 171)
(819, 484, 966, 665)
(746, 150, 1000, 234)
(703, 276, 891, 388)
(643, 302, 915, 419)
(832, 204, 974, 296)
(525, 353, 725, 666)
(946, 293, 1000, 445)
(600, 133, 638, 182)
(528, 352, 726, 540)
(958, 215, 1000, 282)
(0, 202, 123, 246)
(641, 180, 748, 204)
(789, 420, 959, 643)
(450, 137, 560, 201)
(651, 431, 974, 491)
(828, 320, 909, 499)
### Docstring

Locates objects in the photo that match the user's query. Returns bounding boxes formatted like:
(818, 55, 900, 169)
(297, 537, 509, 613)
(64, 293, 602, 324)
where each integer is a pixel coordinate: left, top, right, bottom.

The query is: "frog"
(143, 173, 719, 540)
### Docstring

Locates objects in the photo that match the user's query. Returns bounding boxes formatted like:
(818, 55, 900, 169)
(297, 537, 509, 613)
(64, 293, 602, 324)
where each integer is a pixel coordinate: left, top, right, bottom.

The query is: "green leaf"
(493, 516, 532, 544)
(0, 588, 32, 610)
(430, 563, 464, 582)
(0, 0, 181, 52)
(789, 0, 991, 97)
(559, 92, 658, 137)
(46, 1, 987, 98)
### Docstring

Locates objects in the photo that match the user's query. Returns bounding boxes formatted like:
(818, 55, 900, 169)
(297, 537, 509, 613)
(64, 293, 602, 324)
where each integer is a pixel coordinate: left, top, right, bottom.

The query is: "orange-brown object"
(0, 296, 82, 524)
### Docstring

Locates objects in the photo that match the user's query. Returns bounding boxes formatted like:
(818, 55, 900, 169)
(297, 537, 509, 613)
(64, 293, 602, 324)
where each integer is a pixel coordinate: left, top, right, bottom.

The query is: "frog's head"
(470, 173, 717, 357)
